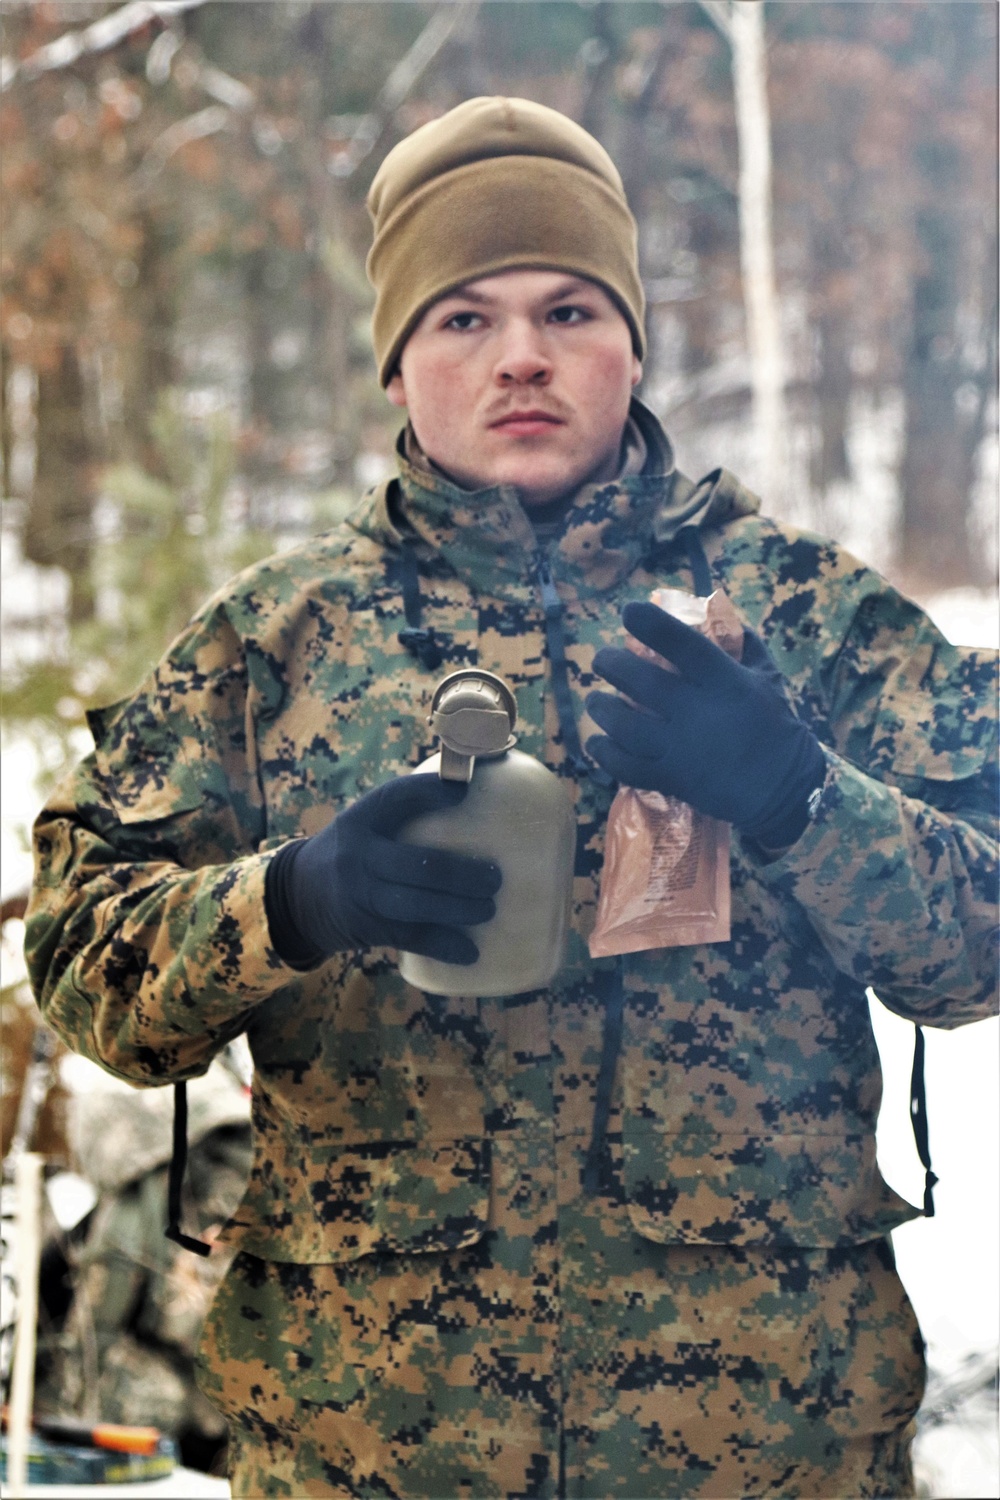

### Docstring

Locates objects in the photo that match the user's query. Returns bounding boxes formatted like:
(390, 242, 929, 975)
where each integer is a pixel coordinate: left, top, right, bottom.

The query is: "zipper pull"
(536, 558, 562, 620)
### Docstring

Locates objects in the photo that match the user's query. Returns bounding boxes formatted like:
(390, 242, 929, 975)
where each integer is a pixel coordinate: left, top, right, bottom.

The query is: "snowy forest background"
(1, 3, 997, 1495)
(2, 0, 997, 727)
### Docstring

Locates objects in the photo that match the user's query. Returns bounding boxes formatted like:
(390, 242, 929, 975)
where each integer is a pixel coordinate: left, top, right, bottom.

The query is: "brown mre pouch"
(589, 588, 743, 956)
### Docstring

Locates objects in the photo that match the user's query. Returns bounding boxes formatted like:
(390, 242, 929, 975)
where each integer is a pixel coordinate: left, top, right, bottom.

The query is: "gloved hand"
(265, 775, 502, 968)
(586, 601, 827, 850)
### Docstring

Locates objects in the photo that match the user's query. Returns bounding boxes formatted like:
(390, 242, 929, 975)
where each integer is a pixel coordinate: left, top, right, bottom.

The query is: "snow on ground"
(921, 586, 1000, 650)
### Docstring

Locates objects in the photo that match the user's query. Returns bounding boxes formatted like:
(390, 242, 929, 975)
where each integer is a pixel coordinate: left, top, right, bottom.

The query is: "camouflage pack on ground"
(35, 1060, 252, 1471)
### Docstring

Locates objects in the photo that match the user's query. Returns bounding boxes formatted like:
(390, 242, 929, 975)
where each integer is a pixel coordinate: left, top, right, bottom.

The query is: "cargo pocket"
(621, 1121, 917, 1249)
(220, 1136, 492, 1264)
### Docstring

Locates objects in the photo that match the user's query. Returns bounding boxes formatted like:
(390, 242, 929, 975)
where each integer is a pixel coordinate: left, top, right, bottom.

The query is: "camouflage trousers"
(197, 1173, 923, 1498)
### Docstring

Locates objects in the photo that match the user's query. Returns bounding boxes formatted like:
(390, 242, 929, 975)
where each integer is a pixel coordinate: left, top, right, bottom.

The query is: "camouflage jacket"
(26, 411, 998, 1264)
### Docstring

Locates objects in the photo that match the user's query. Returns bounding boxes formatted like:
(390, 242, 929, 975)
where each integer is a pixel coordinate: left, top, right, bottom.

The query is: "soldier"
(25, 98, 998, 1498)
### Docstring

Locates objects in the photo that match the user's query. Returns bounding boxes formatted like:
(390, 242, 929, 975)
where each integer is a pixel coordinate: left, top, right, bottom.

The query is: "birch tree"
(700, 0, 791, 508)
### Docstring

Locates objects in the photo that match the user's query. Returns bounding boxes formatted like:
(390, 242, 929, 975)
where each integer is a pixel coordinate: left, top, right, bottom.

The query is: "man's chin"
(490, 461, 605, 508)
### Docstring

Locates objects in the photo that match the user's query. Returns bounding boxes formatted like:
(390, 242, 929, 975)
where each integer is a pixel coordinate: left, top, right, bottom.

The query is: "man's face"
(386, 269, 642, 508)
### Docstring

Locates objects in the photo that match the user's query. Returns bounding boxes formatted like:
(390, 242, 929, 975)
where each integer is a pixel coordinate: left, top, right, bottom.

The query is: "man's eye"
(548, 305, 590, 325)
(443, 311, 483, 332)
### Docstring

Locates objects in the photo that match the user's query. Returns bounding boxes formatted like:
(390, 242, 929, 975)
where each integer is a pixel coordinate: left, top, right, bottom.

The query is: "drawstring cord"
(581, 960, 626, 1194)
(575, 528, 716, 1194)
(539, 539, 717, 1196)
(534, 556, 628, 1195)
(909, 1027, 938, 1217)
(165, 1082, 212, 1256)
(677, 524, 714, 598)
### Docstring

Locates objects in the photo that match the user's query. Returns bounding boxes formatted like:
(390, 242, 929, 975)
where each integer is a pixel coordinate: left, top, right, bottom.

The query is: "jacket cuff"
(747, 747, 906, 912)
(197, 849, 312, 999)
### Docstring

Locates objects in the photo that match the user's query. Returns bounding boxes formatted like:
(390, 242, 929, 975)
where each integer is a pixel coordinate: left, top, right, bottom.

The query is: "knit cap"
(366, 96, 645, 384)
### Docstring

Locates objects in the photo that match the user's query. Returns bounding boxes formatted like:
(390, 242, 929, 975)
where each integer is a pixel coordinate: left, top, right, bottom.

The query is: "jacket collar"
(347, 398, 760, 600)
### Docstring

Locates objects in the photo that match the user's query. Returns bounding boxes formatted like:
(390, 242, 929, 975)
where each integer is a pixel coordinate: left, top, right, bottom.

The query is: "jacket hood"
(347, 398, 760, 601)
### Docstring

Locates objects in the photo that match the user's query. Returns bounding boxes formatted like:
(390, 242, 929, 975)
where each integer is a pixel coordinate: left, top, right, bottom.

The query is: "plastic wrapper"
(589, 587, 744, 956)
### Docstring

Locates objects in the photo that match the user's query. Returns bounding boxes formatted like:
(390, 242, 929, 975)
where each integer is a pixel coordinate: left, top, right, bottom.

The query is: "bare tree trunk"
(810, 224, 853, 495)
(894, 3, 997, 588)
(898, 193, 987, 587)
(898, 156, 994, 588)
(111, 210, 179, 479)
(729, 1, 790, 508)
(578, 2, 618, 139)
(23, 343, 95, 623)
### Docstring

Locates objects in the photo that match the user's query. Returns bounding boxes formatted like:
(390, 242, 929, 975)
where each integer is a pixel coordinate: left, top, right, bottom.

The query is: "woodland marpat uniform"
(26, 405, 998, 1497)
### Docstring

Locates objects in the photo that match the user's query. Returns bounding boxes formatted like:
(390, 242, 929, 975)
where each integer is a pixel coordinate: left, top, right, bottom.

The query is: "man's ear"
(631, 355, 643, 388)
(386, 370, 407, 408)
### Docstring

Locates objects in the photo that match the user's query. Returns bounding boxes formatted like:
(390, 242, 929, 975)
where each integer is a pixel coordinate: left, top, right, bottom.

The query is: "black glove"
(586, 601, 827, 850)
(265, 776, 502, 969)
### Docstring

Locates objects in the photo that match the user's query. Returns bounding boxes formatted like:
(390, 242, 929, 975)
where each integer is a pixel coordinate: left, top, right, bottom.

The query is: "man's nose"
(494, 322, 552, 385)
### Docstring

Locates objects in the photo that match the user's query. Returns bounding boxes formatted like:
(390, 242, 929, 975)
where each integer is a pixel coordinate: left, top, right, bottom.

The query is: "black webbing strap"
(582, 960, 626, 1195)
(397, 537, 445, 670)
(537, 558, 613, 788)
(165, 1082, 212, 1256)
(909, 1025, 938, 1217)
(678, 524, 713, 598)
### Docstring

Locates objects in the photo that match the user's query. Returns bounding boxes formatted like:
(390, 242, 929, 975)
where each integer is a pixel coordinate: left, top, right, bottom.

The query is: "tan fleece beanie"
(366, 96, 645, 385)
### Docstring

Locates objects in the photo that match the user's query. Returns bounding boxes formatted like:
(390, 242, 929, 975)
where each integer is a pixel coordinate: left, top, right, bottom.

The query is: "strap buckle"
(398, 627, 444, 671)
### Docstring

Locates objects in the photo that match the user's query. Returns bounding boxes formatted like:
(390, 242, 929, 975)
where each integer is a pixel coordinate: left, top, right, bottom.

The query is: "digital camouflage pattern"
(202, 1178, 923, 1497)
(25, 401, 998, 1495)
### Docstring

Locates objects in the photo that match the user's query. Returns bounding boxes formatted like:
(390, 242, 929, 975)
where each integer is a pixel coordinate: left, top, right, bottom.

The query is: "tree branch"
(696, 0, 733, 45)
(134, 103, 230, 187)
(329, 0, 480, 180)
(1, 893, 29, 926)
(1, 0, 210, 92)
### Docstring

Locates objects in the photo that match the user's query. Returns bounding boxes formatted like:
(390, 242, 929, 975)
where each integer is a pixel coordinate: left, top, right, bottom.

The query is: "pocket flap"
(622, 1125, 917, 1248)
(220, 1137, 491, 1264)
